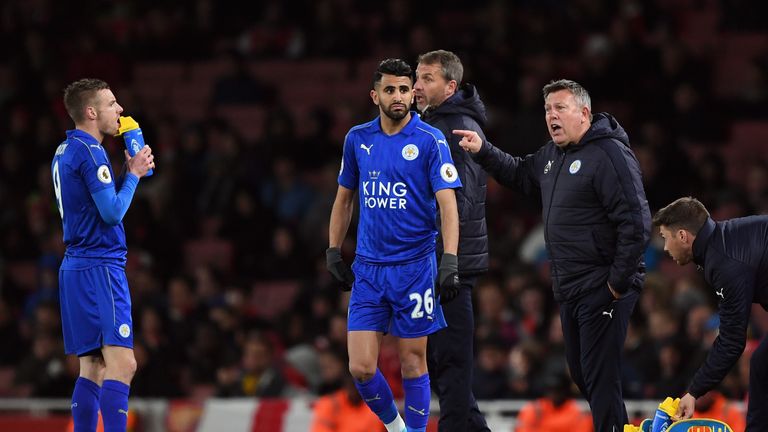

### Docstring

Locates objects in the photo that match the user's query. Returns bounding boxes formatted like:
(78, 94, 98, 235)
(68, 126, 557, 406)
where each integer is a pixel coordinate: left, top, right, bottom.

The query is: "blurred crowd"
(2, 0, 768, 408)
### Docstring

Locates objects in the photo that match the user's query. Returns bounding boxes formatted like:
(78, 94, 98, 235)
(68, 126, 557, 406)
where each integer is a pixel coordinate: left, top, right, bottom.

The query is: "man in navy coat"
(653, 196, 768, 430)
(455, 79, 651, 432)
(414, 49, 490, 432)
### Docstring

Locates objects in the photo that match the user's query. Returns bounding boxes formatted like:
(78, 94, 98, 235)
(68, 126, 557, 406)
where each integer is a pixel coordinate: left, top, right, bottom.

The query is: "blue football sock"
(354, 369, 399, 424)
(403, 373, 430, 432)
(71, 377, 100, 432)
(100, 379, 130, 432)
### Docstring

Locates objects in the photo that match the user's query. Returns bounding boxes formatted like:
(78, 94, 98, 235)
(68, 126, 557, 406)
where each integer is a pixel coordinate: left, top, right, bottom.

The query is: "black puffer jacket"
(688, 216, 768, 397)
(474, 113, 651, 302)
(423, 84, 489, 275)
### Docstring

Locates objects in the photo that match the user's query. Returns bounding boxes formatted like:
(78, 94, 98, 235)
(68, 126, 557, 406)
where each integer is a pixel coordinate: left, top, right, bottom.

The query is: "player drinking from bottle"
(52, 78, 154, 432)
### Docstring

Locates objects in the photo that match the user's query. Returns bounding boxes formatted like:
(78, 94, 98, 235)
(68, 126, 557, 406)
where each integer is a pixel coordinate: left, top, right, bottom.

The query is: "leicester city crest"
(569, 160, 582, 174)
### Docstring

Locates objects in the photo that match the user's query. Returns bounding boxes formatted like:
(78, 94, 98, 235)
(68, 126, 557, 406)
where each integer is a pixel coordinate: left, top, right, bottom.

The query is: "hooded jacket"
(688, 216, 768, 398)
(474, 112, 651, 302)
(423, 84, 489, 275)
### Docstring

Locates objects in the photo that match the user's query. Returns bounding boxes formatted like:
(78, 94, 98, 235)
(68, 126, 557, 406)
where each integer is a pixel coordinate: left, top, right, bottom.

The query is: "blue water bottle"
(651, 397, 679, 432)
(116, 116, 153, 176)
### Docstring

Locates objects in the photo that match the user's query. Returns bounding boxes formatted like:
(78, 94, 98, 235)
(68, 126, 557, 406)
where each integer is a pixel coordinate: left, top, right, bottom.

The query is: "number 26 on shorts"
(409, 288, 434, 319)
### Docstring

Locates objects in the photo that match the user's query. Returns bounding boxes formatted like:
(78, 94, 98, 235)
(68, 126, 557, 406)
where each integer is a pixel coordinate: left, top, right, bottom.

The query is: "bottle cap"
(658, 397, 680, 416)
(116, 116, 140, 136)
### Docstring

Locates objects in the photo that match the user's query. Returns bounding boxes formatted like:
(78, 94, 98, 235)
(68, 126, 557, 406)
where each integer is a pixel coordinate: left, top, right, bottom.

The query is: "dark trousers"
(560, 286, 638, 432)
(746, 334, 768, 430)
(428, 275, 490, 432)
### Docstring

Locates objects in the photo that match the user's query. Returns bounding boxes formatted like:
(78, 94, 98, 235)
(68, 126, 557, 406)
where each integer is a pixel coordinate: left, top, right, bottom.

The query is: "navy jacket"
(688, 216, 768, 398)
(423, 84, 489, 275)
(474, 112, 651, 302)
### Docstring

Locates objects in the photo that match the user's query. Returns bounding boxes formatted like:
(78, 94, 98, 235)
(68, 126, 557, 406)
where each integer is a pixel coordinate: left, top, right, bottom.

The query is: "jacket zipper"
(545, 148, 567, 294)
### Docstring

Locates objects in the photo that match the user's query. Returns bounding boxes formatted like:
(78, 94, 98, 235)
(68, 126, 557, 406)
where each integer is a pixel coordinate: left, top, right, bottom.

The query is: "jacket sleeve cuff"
(473, 140, 493, 162)
(687, 384, 705, 399)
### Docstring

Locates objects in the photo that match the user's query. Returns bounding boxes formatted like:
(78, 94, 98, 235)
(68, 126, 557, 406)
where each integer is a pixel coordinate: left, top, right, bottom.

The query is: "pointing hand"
(453, 129, 483, 153)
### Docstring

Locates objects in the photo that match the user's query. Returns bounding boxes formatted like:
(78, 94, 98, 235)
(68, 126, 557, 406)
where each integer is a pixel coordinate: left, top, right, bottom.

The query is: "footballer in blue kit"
(326, 59, 461, 432)
(52, 79, 154, 432)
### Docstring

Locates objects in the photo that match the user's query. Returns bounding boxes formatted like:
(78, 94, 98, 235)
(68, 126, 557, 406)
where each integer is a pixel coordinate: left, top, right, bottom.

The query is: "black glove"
(326, 247, 354, 291)
(437, 253, 460, 304)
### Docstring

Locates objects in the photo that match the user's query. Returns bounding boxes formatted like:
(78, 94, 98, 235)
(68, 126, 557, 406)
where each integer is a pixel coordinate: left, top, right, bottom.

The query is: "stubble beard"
(382, 105, 409, 122)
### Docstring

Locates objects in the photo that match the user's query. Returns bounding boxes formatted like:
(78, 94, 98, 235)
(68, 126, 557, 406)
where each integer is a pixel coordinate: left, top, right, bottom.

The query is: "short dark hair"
(542, 79, 592, 120)
(652, 197, 710, 234)
(63, 78, 110, 123)
(417, 49, 464, 85)
(372, 58, 412, 87)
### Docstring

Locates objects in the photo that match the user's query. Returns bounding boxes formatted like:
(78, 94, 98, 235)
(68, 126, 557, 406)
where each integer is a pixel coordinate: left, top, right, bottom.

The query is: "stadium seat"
(133, 63, 186, 83)
(713, 33, 768, 97)
(722, 120, 768, 185)
(214, 105, 267, 142)
(679, 9, 719, 50)
(248, 281, 300, 320)
(251, 60, 349, 84)
(5, 261, 37, 290)
(0, 368, 15, 397)
(183, 238, 233, 273)
(172, 80, 213, 122)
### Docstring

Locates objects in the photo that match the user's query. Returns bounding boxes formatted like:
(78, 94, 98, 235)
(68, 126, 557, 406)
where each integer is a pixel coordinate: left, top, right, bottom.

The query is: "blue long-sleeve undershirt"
(91, 173, 139, 225)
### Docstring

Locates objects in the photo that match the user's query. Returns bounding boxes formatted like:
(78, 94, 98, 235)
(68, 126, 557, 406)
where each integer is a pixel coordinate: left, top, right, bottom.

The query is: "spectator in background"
(472, 336, 510, 400)
(260, 157, 314, 225)
(211, 52, 273, 105)
(652, 338, 689, 399)
(515, 372, 593, 432)
(130, 308, 180, 397)
(14, 331, 70, 397)
(315, 346, 347, 396)
(258, 226, 309, 280)
(474, 279, 518, 347)
(507, 340, 545, 399)
(216, 333, 287, 397)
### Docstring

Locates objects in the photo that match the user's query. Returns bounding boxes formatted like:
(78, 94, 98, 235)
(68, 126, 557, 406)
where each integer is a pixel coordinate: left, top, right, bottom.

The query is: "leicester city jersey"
(51, 129, 127, 263)
(338, 113, 462, 264)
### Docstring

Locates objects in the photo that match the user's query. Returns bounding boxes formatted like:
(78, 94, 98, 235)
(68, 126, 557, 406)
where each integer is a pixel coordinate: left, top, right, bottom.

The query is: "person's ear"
(446, 80, 457, 96)
(370, 89, 379, 106)
(581, 106, 590, 124)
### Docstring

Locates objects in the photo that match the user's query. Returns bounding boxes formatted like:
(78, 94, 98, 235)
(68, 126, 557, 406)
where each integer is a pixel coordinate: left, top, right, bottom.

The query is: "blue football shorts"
(348, 253, 447, 338)
(59, 256, 134, 356)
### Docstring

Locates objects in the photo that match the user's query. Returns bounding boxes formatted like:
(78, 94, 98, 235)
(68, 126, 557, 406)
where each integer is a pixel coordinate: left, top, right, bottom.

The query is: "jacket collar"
(692, 217, 716, 265)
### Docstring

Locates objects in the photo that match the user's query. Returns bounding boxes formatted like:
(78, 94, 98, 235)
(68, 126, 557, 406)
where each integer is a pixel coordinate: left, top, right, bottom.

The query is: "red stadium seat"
(214, 105, 267, 142)
(247, 281, 300, 320)
(183, 238, 233, 273)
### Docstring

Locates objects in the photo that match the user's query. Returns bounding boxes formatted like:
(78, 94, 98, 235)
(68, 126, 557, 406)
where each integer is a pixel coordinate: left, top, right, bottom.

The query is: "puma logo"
(716, 288, 724, 299)
(602, 309, 613, 319)
(71, 403, 78, 409)
(364, 394, 381, 402)
(360, 143, 374, 155)
(407, 405, 426, 416)
(118, 409, 129, 416)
